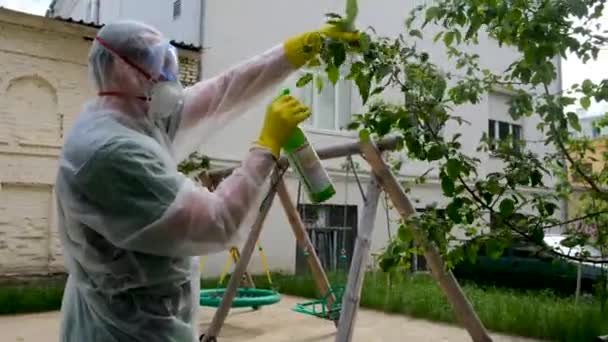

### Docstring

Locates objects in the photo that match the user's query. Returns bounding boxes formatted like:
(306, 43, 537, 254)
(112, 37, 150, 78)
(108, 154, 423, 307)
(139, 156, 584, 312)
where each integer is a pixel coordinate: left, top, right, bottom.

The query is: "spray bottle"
(280, 88, 336, 203)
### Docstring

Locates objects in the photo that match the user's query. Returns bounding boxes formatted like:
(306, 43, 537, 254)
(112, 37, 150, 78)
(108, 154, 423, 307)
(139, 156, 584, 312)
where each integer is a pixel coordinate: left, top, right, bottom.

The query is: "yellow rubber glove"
(255, 95, 311, 157)
(284, 25, 361, 68)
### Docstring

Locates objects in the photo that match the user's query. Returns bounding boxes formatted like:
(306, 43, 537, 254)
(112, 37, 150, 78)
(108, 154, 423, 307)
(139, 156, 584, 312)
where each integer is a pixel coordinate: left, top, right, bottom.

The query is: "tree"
(299, 0, 608, 274)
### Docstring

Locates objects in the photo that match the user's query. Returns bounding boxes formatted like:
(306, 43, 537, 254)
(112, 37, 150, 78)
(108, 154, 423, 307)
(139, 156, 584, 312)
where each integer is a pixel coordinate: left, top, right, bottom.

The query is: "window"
(296, 71, 353, 131)
(173, 0, 182, 20)
(488, 119, 522, 151)
(592, 126, 601, 138)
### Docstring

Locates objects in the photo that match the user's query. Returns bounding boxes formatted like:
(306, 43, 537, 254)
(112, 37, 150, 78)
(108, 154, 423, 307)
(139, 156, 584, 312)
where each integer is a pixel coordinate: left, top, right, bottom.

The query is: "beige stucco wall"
(0, 8, 201, 277)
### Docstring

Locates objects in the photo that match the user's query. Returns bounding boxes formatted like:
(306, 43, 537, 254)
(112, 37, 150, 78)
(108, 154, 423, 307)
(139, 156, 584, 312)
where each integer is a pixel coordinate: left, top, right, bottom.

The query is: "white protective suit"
(55, 21, 295, 341)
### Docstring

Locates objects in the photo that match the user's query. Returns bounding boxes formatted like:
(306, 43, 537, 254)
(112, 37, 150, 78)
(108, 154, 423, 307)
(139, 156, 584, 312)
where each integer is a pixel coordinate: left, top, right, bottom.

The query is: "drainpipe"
(557, 55, 569, 234)
(92, 0, 100, 25)
(198, 0, 206, 80)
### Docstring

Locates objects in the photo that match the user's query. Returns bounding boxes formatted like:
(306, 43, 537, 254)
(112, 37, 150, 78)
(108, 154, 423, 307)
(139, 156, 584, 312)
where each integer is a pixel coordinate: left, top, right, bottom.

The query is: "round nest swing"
(199, 288, 281, 308)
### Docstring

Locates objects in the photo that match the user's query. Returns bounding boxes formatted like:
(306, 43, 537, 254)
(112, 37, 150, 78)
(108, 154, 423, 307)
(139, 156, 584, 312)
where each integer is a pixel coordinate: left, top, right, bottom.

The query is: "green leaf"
(433, 31, 444, 43)
(446, 159, 461, 179)
(379, 256, 397, 272)
(346, 121, 360, 130)
(581, 96, 591, 110)
(327, 64, 340, 85)
(316, 76, 324, 93)
(370, 86, 385, 97)
(296, 73, 313, 88)
(325, 12, 343, 19)
(483, 192, 493, 205)
(465, 210, 475, 224)
(582, 79, 594, 95)
(447, 198, 463, 223)
(530, 170, 543, 187)
(567, 112, 581, 131)
(466, 243, 479, 263)
(441, 175, 455, 195)
(444, 31, 455, 46)
(306, 58, 322, 68)
(487, 178, 501, 195)
(355, 72, 372, 104)
(359, 128, 371, 142)
(432, 77, 447, 101)
(406, 137, 422, 156)
(376, 118, 392, 136)
(530, 227, 544, 244)
(329, 41, 347, 67)
(427, 145, 443, 161)
(398, 225, 413, 244)
(544, 202, 557, 216)
(375, 64, 392, 82)
(425, 6, 442, 23)
(486, 240, 505, 259)
(409, 29, 423, 39)
(454, 30, 462, 44)
(359, 32, 371, 53)
(568, 0, 588, 17)
(344, 0, 359, 31)
(499, 198, 515, 217)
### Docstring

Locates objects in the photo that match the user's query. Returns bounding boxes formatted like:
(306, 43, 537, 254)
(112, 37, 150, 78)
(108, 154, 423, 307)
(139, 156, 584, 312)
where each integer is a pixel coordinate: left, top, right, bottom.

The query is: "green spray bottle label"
(280, 89, 336, 203)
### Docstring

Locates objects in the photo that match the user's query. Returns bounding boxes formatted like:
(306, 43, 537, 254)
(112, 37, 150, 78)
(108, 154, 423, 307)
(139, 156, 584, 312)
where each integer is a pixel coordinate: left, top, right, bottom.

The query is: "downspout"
(198, 0, 206, 80)
(93, 0, 100, 25)
(557, 55, 569, 233)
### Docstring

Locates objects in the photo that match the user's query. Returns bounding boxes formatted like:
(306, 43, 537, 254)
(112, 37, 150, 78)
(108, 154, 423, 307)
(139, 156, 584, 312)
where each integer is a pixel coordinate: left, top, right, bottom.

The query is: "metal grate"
(295, 204, 358, 275)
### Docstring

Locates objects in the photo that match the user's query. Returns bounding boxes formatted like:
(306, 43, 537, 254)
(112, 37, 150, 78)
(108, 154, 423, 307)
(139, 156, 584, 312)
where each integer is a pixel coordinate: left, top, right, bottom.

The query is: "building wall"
(0, 9, 96, 276)
(0, 8, 201, 277)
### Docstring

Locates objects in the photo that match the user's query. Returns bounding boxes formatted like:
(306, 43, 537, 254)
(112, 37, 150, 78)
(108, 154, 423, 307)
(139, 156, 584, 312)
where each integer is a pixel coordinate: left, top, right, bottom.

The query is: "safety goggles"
(95, 37, 180, 83)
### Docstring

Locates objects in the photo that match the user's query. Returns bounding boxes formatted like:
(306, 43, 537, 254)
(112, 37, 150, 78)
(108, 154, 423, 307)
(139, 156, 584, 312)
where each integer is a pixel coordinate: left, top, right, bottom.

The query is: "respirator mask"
(95, 36, 185, 121)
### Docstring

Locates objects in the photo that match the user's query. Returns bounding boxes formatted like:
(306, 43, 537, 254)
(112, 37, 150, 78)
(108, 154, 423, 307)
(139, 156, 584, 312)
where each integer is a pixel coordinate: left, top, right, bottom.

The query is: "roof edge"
(53, 16, 202, 52)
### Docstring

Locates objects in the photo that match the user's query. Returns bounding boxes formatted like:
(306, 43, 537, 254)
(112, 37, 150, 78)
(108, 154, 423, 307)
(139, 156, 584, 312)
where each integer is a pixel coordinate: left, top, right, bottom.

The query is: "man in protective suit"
(55, 19, 357, 341)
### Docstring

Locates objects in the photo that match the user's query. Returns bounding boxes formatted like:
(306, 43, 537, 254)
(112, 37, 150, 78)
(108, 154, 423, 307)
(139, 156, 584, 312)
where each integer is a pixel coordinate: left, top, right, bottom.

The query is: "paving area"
(0, 295, 540, 342)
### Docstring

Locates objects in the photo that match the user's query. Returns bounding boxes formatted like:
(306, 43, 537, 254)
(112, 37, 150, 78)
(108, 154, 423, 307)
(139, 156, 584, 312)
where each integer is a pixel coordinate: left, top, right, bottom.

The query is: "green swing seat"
(292, 285, 344, 321)
(199, 288, 281, 308)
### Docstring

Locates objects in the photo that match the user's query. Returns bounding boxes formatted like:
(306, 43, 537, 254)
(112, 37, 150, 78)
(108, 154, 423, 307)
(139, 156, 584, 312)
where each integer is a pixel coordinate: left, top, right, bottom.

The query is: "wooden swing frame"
(198, 136, 493, 342)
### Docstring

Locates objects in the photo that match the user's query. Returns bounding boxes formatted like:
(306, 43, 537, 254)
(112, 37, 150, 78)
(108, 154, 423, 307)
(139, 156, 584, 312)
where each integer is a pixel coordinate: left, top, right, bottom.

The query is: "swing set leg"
(200, 170, 281, 342)
(277, 180, 337, 311)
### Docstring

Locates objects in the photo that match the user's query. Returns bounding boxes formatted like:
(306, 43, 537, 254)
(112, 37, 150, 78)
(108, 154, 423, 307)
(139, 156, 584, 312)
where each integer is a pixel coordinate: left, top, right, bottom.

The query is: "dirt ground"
(0, 295, 539, 342)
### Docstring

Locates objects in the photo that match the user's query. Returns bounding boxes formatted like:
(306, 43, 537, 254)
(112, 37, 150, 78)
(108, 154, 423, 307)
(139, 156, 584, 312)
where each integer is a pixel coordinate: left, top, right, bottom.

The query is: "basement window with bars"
(296, 204, 358, 274)
(173, 0, 182, 20)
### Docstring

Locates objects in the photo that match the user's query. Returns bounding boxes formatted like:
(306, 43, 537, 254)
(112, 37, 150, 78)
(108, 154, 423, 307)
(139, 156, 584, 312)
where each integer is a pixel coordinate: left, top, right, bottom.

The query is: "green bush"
(0, 283, 64, 315)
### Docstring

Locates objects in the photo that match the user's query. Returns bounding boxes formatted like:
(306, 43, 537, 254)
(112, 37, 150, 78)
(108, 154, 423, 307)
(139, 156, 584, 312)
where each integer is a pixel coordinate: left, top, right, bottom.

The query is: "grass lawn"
(0, 272, 606, 341)
(212, 271, 608, 342)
